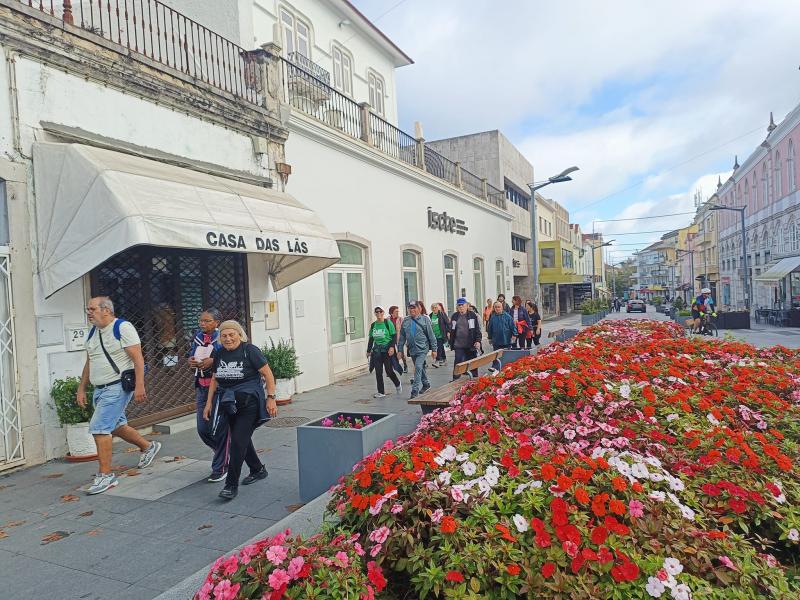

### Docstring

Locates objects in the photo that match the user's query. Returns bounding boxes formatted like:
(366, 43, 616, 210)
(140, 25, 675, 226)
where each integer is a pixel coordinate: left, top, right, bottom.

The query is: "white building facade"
(0, 0, 511, 468)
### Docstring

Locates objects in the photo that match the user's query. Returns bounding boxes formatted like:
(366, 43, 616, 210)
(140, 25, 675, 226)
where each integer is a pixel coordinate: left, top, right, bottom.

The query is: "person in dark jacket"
(203, 321, 277, 500)
(397, 302, 437, 399)
(507, 295, 532, 349)
(488, 301, 518, 370)
(497, 293, 511, 313)
(367, 306, 401, 398)
(189, 309, 228, 482)
(448, 297, 482, 380)
(525, 301, 543, 348)
(429, 302, 450, 367)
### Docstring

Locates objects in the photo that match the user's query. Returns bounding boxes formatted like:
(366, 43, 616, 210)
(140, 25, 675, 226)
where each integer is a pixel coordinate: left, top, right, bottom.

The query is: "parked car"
(626, 299, 646, 313)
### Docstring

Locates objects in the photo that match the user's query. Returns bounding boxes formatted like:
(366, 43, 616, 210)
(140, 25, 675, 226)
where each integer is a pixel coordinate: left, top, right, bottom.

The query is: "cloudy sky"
(352, 0, 800, 259)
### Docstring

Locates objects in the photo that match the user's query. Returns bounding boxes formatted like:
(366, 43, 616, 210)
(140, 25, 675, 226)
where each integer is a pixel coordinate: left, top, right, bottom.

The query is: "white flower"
(433, 456, 446, 466)
(439, 445, 457, 462)
(530, 480, 543, 489)
(455, 452, 470, 462)
(649, 491, 666, 502)
(666, 413, 679, 422)
(680, 505, 696, 520)
(646, 576, 666, 598)
(631, 463, 650, 479)
(776, 494, 786, 505)
(513, 483, 528, 496)
(512, 514, 529, 533)
(477, 479, 492, 495)
(668, 478, 685, 492)
(706, 413, 720, 426)
(649, 472, 665, 482)
(462, 461, 477, 476)
(619, 383, 631, 399)
(645, 456, 663, 468)
(663, 557, 683, 576)
(616, 462, 632, 477)
(438, 471, 452, 485)
(788, 528, 799, 542)
(484, 466, 500, 485)
(671, 583, 691, 600)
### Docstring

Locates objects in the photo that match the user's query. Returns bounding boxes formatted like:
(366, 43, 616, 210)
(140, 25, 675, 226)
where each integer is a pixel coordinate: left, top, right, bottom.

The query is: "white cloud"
(354, 0, 800, 219)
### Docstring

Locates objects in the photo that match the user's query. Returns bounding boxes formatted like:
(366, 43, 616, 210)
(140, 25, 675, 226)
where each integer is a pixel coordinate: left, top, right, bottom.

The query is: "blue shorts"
(89, 383, 133, 435)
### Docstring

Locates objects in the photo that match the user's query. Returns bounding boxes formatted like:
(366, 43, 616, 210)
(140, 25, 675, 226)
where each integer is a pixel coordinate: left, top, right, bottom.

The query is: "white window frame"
(495, 259, 504, 296)
(331, 44, 353, 96)
(367, 70, 386, 116)
(280, 7, 311, 58)
(401, 249, 422, 307)
(472, 256, 485, 308)
(443, 253, 459, 314)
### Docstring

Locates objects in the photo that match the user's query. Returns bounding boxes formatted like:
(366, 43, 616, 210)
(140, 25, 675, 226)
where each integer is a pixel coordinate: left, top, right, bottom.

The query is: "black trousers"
(435, 338, 446, 362)
(225, 394, 264, 488)
(374, 351, 400, 394)
(453, 347, 478, 379)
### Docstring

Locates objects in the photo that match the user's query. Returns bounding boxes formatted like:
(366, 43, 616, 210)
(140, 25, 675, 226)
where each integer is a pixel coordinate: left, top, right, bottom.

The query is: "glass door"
(326, 266, 367, 376)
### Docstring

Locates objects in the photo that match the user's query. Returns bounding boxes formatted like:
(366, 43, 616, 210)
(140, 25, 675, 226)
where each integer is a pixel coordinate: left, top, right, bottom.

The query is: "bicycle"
(690, 313, 718, 337)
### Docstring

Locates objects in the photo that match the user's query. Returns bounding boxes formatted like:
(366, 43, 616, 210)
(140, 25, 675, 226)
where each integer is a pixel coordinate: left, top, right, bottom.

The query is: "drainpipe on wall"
(5, 52, 30, 160)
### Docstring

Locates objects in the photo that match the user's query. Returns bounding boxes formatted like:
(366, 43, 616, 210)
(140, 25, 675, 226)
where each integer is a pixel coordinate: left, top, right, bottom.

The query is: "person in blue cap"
(397, 301, 437, 399)
(448, 297, 482, 379)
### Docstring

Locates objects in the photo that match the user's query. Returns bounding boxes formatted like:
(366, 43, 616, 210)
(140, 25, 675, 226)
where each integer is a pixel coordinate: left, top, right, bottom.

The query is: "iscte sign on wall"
(427, 207, 468, 236)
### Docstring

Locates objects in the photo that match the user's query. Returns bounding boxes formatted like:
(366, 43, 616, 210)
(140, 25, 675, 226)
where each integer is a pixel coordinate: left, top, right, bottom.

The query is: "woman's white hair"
(218, 320, 248, 342)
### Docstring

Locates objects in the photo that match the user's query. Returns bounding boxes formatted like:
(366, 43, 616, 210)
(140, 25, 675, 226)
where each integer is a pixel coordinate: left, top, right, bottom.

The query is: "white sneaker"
(373, 392, 387, 398)
(138, 441, 162, 469)
(396, 382, 403, 394)
(87, 473, 118, 495)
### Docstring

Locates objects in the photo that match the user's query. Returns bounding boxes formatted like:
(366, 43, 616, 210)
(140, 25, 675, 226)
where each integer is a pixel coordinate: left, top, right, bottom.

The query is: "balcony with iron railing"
(8, 0, 265, 107)
(278, 56, 507, 211)
(287, 51, 330, 85)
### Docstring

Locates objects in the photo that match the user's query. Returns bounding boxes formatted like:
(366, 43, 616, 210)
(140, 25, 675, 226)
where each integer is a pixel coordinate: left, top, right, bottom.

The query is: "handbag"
(97, 328, 137, 392)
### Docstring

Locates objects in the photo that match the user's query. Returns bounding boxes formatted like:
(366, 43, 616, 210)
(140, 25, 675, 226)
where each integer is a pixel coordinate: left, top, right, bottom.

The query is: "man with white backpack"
(77, 296, 161, 495)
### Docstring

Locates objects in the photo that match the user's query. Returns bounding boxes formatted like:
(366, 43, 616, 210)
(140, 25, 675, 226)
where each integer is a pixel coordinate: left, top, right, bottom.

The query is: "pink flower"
(368, 526, 391, 544)
(197, 581, 213, 600)
(628, 500, 645, 518)
(718, 556, 737, 571)
(353, 542, 366, 556)
(370, 543, 382, 557)
(212, 579, 240, 600)
(391, 503, 404, 514)
(321, 418, 334, 427)
(220, 556, 239, 577)
(430, 509, 444, 524)
(266, 544, 288, 565)
(287, 556, 305, 579)
(268, 568, 291, 590)
(334, 551, 350, 568)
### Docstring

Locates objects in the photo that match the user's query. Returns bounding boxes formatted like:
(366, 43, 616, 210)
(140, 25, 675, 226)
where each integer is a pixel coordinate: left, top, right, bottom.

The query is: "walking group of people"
(369, 294, 543, 399)
(77, 297, 277, 501)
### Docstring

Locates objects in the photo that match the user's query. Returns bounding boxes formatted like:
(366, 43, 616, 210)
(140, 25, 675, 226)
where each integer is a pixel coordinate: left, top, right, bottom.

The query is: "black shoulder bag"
(97, 330, 137, 392)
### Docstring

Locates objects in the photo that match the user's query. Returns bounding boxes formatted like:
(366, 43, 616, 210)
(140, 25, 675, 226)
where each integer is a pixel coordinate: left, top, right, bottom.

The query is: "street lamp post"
(527, 166, 579, 306)
(590, 240, 615, 299)
(709, 205, 750, 311)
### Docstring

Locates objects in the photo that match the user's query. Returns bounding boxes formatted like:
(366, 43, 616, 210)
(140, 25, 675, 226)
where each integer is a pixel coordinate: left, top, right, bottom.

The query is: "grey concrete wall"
(497, 131, 534, 194)
(426, 131, 503, 190)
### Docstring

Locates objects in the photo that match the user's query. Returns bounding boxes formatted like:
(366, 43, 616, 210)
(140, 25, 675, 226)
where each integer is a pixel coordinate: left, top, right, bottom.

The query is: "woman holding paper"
(189, 309, 227, 482)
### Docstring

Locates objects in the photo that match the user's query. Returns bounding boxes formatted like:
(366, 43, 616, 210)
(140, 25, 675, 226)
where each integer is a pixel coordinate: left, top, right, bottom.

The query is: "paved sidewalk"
(0, 316, 581, 600)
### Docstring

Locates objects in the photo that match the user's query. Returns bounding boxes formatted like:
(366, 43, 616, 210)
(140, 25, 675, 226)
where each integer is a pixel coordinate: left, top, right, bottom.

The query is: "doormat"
(265, 417, 311, 428)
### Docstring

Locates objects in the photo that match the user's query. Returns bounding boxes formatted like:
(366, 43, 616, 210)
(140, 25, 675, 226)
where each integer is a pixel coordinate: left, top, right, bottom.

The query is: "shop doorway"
(91, 247, 248, 427)
(327, 242, 368, 377)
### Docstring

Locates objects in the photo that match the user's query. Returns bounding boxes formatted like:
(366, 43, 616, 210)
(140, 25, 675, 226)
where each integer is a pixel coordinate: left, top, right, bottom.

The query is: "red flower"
(445, 570, 464, 583)
(728, 498, 747, 514)
(518, 445, 534, 461)
(440, 516, 458, 534)
(534, 531, 552, 548)
(541, 464, 557, 481)
(529, 517, 546, 533)
(366, 561, 387, 592)
(701, 483, 721, 497)
(610, 560, 640, 583)
(541, 562, 556, 578)
(506, 564, 521, 576)
(609, 499, 626, 515)
(611, 477, 627, 492)
(487, 427, 501, 444)
(562, 540, 579, 559)
(597, 546, 614, 564)
(591, 526, 608, 545)
(575, 488, 590, 504)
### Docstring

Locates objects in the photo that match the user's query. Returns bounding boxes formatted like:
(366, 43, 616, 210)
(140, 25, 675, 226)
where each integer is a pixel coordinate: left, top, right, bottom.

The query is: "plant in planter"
(261, 338, 302, 405)
(51, 377, 96, 461)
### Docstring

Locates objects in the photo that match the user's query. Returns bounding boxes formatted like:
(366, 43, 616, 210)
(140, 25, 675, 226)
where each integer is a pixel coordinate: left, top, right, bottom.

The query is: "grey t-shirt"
(453, 313, 472, 349)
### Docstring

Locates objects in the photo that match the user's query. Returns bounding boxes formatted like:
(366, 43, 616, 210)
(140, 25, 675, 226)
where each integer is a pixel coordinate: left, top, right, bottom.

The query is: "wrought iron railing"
(281, 57, 363, 140)
(369, 113, 417, 168)
(15, 0, 263, 105)
(277, 55, 507, 210)
(287, 51, 330, 85)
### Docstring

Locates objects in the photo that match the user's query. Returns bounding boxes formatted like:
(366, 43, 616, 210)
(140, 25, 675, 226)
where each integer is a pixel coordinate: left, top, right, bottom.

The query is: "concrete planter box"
(717, 312, 750, 329)
(297, 412, 397, 502)
(498, 348, 531, 368)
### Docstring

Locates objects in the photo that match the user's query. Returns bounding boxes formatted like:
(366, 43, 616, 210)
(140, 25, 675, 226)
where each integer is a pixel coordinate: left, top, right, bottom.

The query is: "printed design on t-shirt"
(216, 359, 245, 380)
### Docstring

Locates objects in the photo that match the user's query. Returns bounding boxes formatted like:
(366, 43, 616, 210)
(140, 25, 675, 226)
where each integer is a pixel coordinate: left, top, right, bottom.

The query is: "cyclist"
(691, 288, 715, 334)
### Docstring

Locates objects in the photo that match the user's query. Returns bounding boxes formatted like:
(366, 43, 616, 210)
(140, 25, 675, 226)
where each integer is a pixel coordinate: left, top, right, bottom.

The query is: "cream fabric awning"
(34, 143, 339, 297)
(754, 256, 800, 282)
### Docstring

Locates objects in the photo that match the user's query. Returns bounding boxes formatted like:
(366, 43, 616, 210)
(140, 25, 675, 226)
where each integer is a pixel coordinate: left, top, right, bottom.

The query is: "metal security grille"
(91, 247, 248, 427)
(0, 252, 23, 470)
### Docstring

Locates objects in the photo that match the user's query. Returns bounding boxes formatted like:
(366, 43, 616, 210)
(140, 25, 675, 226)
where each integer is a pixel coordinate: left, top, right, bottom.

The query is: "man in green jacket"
(397, 301, 437, 399)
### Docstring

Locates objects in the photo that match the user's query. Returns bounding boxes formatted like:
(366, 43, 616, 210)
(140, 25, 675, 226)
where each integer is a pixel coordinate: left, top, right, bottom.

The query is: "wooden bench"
(408, 350, 504, 414)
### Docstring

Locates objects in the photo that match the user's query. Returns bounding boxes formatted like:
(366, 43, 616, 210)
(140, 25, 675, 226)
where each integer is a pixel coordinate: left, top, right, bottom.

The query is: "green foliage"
(673, 297, 685, 310)
(580, 299, 605, 315)
(261, 338, 302, 379)
(50, 377, 94, 425)
(653, 296, 664, 306)
(678, 309, 692, 317)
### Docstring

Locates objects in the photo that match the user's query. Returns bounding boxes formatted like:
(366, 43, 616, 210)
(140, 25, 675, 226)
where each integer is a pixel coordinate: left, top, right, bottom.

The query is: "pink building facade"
(716, 107, 800, 312)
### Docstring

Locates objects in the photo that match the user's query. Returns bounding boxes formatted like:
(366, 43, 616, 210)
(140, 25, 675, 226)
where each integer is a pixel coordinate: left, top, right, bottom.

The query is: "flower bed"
(199, 320, 800, 599)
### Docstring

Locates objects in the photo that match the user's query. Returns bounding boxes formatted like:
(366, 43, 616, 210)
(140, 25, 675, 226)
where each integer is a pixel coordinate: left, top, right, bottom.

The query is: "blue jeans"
(411, 353, 430, 393)
(196, 387, 230, 475)
(89, 383, 133, 435)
